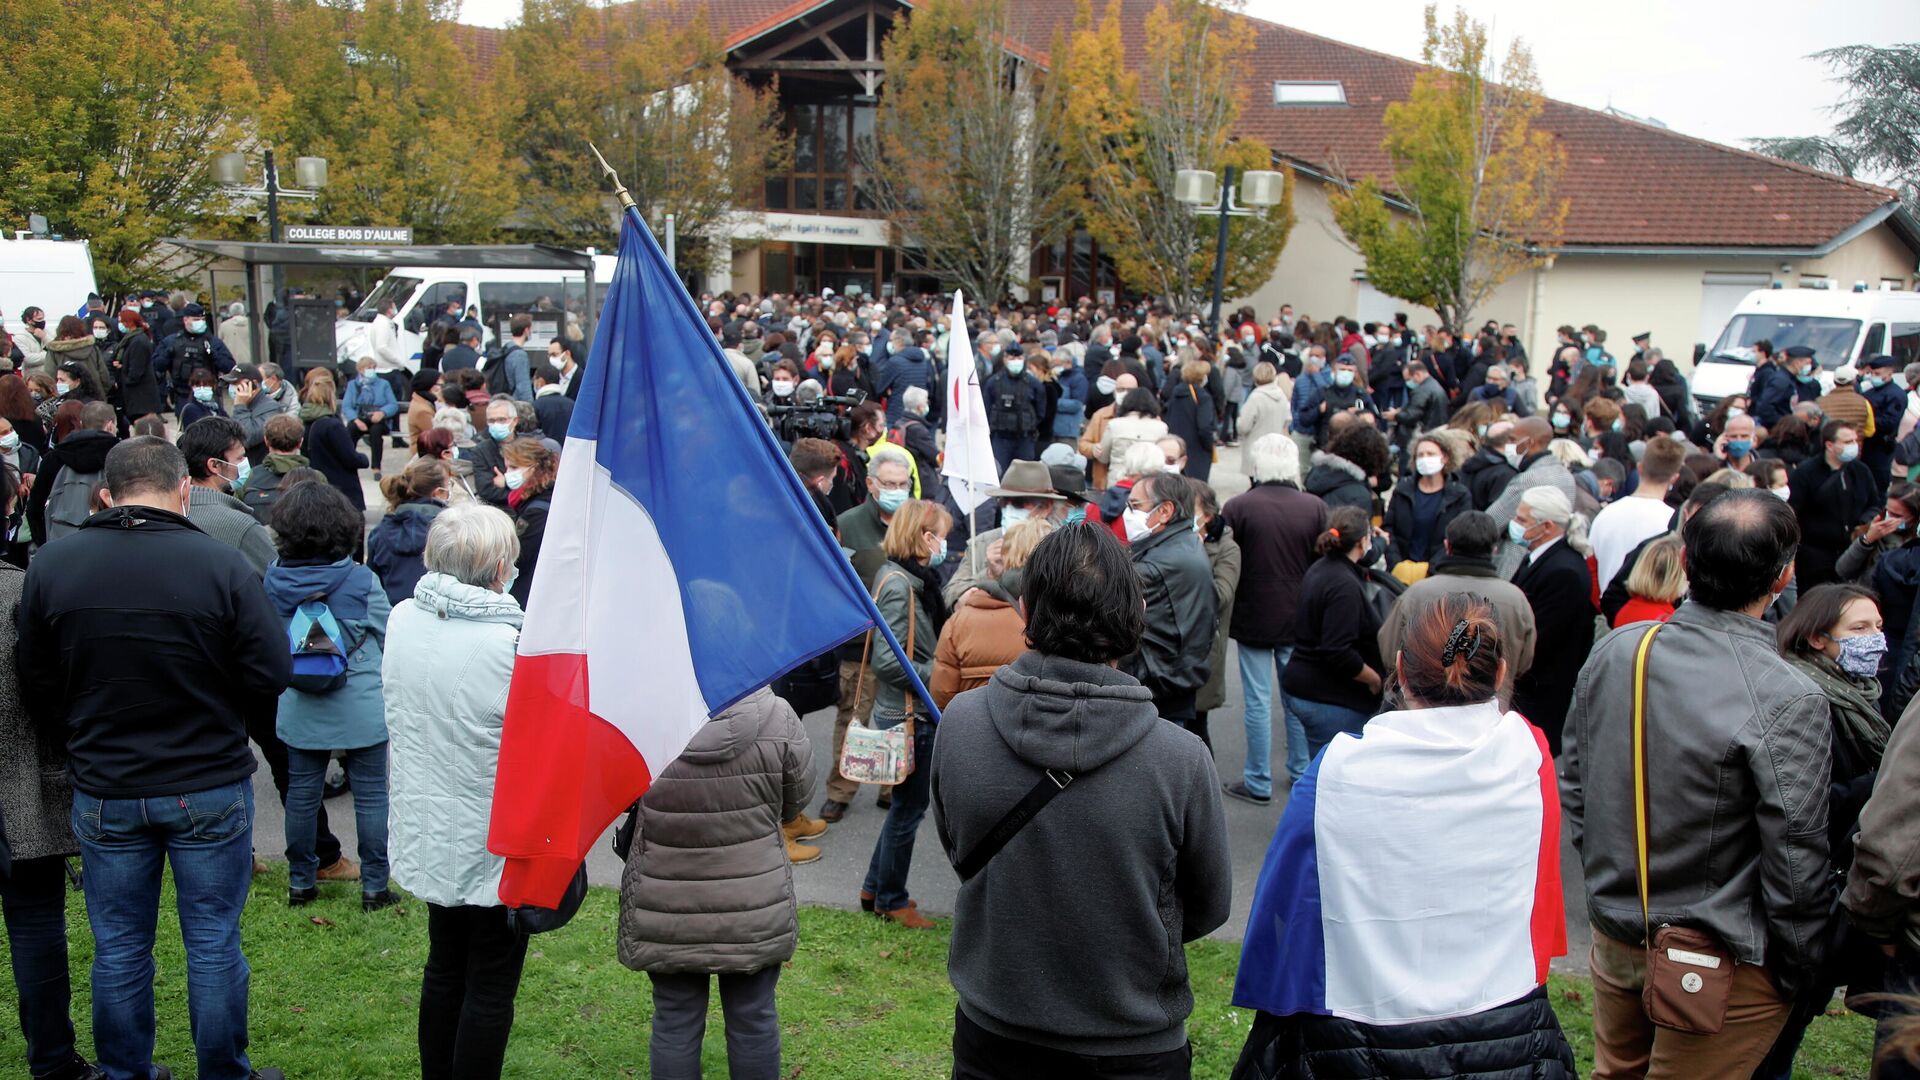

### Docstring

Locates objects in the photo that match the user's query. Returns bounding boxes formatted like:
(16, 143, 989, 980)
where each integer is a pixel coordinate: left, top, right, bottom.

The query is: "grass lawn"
(0, 867, 1875, 1078)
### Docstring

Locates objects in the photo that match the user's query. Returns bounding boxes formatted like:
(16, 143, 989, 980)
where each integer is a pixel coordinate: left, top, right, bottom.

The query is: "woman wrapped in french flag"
(1230, 593, 1578, 1079)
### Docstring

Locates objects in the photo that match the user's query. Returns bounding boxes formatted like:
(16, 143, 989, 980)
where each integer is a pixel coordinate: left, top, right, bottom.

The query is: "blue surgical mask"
(1726, 439, 1753, 457)
(1796, 368, 1816, 384)
(1005, 359, 1025, 376)
(488, 422, 513, 442)
(874, 488, 908, 513)
(193, 386, 214, 404)
(1508, 518, 1532, 544)
(1551, 412, 1571, 430)
(1000, 507, 1031, 528)
(1611, 418, 1624, 433)
(1065, 507, 1087, 526)
(501, 564, 520, 595)
(1839, 443, 1861, 463)
(186, 319, 207, 335)
(1334, 369, 1355, 387)
(1837, 631, 1887, 678)
(223, 457, 251, 489)
(927, 538, 949, 567)
(504, 468, 527, 491)
(1862, 376, 1882, 390)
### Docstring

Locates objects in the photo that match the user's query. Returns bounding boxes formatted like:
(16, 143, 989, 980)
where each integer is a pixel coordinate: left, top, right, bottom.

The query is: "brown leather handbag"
(1631, 624, 1736, 1034)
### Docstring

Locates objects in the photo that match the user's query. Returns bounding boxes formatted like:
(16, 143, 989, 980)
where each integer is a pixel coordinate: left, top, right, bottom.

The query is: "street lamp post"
(1175, 165, 1286, 335)
(213, 150, 327, 363)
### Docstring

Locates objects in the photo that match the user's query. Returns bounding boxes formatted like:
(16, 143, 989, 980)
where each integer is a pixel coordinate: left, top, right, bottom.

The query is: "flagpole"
(967, 480, 983, 576)
(589, 147, 941, 722)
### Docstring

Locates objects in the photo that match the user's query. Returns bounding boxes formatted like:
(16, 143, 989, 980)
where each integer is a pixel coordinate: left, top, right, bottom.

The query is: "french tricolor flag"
(1233, 702, 1566, 1023)
(486, 208, 930, 906)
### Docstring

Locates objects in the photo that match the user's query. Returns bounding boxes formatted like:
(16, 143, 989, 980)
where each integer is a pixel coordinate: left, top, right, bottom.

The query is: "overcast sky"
(454, 0, 1910, 162)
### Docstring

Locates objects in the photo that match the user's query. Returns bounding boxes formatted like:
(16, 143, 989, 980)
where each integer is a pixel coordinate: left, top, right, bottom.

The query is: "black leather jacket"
(1123, 520, 1217, 698)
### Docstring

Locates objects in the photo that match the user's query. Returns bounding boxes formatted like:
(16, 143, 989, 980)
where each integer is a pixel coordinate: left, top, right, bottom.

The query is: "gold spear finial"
(588, 142, 637, 213)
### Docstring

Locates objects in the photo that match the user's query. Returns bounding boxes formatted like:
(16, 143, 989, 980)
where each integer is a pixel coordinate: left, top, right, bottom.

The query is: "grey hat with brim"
(986, 460, 1066, 501)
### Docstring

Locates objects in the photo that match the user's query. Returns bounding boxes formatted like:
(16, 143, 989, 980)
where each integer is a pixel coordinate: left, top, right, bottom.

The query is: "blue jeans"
(0, 855, 82, 1077)
(862, 721, 935, 912)
(72, 780, 256, 1080)
(1288, 697, 1373, 761)
(1237, 643, 1306, 795)
(286, 743, 390, 894)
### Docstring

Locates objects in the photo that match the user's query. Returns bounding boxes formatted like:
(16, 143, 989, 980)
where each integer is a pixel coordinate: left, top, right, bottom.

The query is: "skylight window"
(1273, 81, 1346, 106)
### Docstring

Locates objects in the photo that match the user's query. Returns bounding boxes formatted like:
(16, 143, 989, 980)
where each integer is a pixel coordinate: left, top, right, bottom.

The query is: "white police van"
(0, 238, 99, 337)
(1692, 287, 1920, 408)
(335, 255, 618, 373)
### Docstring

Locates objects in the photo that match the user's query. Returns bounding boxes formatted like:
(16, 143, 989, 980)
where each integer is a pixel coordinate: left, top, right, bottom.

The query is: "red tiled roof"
(453, 0, 1904, 251)
(1221, 15, 1901, 249)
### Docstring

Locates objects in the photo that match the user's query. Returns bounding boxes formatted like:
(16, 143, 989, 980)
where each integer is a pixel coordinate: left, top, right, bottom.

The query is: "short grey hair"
(258, 362, 283, 381)
(1119, 441, 1166, 482)
(513, 400, 539, 433)
(423, 503, 522, 589)
(1248, 433, 1300, 484)
(890, 328, 911, 348)
(902, 385, 929, 414)
(869, 447, 913, 479)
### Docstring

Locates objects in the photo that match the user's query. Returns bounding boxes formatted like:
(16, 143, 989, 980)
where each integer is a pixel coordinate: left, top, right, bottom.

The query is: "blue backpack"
(286, 593, 356, 693)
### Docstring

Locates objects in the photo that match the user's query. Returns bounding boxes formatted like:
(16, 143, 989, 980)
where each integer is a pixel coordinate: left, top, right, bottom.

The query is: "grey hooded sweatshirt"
(932, 652, 1232, 1056)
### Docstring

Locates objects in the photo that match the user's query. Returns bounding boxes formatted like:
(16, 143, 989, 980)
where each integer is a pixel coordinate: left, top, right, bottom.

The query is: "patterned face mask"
(1837, 631, 1887, 678)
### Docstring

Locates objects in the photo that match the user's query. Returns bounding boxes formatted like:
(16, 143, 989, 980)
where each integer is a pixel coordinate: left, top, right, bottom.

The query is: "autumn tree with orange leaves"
(1058, 0, 1294, 311)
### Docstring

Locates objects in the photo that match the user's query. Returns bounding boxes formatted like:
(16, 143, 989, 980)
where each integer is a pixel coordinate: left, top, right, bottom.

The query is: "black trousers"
(353, 416, 391, 472)
(1153, 687, 1208, 749)
(0, 856, 82, 1078)
(953, 1006, 1192, 1080)
(246, 712, 340, 866)
(420, 903, 530, 1080)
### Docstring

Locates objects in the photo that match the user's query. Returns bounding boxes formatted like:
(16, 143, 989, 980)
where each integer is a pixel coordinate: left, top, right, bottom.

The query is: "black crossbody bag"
(951, 767, 1077, 884)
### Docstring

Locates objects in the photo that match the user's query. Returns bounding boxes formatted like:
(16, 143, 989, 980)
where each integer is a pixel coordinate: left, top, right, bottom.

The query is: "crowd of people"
(4, 280, 1920, 1080)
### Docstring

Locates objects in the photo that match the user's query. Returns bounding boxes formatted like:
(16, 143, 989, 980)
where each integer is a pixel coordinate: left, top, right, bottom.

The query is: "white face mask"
(771, 380, 795, 397)
(1774, 486, 1791, 501)
(1122, 506, 1155, 544)
(1414, 455, 1444, 477)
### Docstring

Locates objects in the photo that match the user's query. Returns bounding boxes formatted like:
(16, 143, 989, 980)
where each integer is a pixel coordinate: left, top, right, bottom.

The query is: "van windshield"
(1708, 314, 1862, 369)
(345, 275, 423, 323)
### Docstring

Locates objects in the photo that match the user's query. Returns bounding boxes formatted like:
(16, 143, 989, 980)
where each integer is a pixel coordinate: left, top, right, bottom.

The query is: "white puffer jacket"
(383, 572, 522, 907)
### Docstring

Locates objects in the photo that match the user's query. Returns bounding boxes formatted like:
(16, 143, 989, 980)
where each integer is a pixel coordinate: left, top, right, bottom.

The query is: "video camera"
(768, 385, 867, 444)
